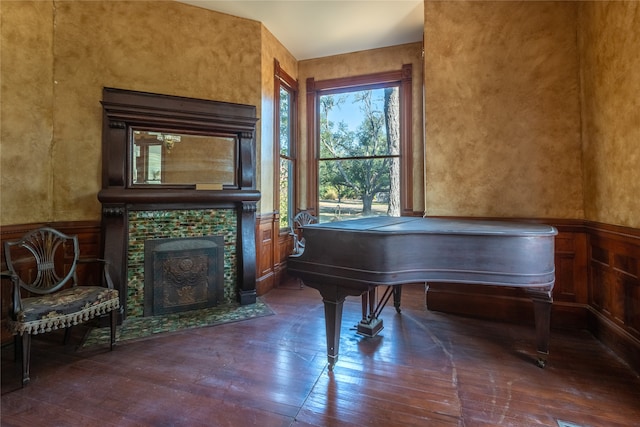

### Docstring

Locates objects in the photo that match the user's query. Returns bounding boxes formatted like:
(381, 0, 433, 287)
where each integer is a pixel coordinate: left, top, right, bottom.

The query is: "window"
(307, 65, 413, 222)
(275, 60, 298, 230)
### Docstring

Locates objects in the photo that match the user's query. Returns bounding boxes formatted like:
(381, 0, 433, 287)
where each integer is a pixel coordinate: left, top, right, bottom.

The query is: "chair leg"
(13, 334, 19, 361)
(109, 310, 117, 350)
(21, 333, 31, 386)
(63, 327, 72, 344)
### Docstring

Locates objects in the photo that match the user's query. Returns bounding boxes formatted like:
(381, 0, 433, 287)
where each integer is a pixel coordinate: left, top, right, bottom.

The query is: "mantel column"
(101, 203, 127, 322)
(237, 201, 258, 305)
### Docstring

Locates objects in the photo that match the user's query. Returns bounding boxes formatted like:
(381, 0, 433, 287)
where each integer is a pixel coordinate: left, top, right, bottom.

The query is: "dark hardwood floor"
(2, 281, 639, 426)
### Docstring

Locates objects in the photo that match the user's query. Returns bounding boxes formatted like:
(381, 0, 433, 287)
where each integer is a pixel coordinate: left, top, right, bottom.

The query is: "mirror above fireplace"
(131, 130, 237, 188)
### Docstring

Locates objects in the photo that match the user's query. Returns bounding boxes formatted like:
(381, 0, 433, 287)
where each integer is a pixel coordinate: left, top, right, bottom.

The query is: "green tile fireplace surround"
(127, 209, 238, 319)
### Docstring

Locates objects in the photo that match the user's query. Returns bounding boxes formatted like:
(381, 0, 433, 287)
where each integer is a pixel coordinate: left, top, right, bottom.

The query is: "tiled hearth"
(126, 209, 237, 318)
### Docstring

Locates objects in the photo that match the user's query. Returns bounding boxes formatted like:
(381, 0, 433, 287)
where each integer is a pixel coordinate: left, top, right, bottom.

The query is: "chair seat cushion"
(9, 286, 119, 335)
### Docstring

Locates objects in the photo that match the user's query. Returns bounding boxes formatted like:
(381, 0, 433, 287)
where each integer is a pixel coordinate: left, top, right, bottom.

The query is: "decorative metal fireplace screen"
(144, 236, 225, 316)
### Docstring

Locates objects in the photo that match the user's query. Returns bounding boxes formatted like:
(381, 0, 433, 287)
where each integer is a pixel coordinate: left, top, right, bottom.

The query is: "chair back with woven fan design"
(4, 227, 79, 296)
(289, 210, 317, 256)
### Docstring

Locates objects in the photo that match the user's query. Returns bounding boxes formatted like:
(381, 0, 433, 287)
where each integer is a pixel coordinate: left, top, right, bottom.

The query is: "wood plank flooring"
(2, 281, 639, 426)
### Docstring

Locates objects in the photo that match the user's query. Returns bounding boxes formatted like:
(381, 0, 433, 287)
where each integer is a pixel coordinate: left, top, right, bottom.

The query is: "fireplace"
(144, 236, 224, 316)
(98, 88, 260, 321)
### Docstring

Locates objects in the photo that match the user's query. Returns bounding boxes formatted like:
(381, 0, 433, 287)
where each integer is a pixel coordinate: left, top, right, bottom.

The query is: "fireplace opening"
(144, 236, 225, 316)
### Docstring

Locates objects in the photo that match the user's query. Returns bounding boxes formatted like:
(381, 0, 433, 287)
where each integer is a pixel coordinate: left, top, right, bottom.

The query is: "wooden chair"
(288, 211, 317, 289)
(3, 227, 120, 385)
(289, 210, 318, 256)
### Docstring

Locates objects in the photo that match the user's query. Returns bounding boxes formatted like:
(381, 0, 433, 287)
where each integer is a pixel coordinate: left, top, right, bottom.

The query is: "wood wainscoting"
(3, 217, 638, 373)
(1, 215, 290, 345)
(255, 212, 295, 296)
(585, 221, 640, 373)
(255, 212, 294, 296)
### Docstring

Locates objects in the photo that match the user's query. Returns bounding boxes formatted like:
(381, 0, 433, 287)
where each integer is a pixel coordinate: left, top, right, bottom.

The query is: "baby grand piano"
(287, 216, 557, 370)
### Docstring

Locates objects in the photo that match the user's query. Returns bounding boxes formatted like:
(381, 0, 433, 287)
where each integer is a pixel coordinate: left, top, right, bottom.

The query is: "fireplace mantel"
(98, 88, 260, 319)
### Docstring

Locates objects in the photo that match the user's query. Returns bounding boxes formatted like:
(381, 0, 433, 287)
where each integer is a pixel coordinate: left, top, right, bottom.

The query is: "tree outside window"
(318, 85, 401, 223)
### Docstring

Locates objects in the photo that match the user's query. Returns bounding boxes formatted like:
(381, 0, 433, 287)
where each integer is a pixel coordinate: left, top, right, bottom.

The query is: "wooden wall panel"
(588, 224, 640, 331)
(255, 214, 275, 296)
(554, 230, 588, 303)
(586, 222, 640, 371)
(256, 216, 274, 278)
(3, 218, 637, 373)
(255, 212, 294, 296)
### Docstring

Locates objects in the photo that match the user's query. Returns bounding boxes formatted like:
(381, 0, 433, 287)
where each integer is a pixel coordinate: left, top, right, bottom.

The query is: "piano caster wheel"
(327, 356, 337, 371)
(536, 357, 547, 369)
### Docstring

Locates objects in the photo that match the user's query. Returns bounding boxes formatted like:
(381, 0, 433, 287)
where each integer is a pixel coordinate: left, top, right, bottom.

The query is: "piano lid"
(301, 216, 557, 237)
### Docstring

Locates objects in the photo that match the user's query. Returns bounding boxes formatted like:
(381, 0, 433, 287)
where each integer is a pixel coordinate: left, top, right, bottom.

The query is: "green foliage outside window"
(318, 87, 400, 222)
(279, 86, 293, 229)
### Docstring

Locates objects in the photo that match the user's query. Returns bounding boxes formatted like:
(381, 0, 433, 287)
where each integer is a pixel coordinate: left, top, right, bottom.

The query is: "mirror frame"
(99, 87, 258, 197)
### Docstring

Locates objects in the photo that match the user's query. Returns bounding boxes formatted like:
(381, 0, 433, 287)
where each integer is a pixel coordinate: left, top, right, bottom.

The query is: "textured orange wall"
(1, 1, 55, 224)
(298, 43, 425, 213)
(424, 1, 584, 219)
(5, 1, 636, 229)
(1, 1, 262, 225)
(580, 1, 640, 229)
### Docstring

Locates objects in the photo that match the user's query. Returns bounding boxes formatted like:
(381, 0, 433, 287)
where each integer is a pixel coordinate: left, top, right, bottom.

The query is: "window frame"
(274, 59, 299, 232)
(306, 64, 413, 217)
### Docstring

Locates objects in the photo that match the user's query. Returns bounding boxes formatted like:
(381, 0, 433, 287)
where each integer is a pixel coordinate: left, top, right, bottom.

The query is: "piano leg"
(393, 285, 402, 313)
(322, 297, 345, 371)
(310, 283, 369, 370)
(527, 288, 553, 368)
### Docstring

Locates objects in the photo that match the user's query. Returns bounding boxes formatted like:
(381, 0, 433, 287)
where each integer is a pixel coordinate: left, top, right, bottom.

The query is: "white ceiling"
(178, 1, 424, 60)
